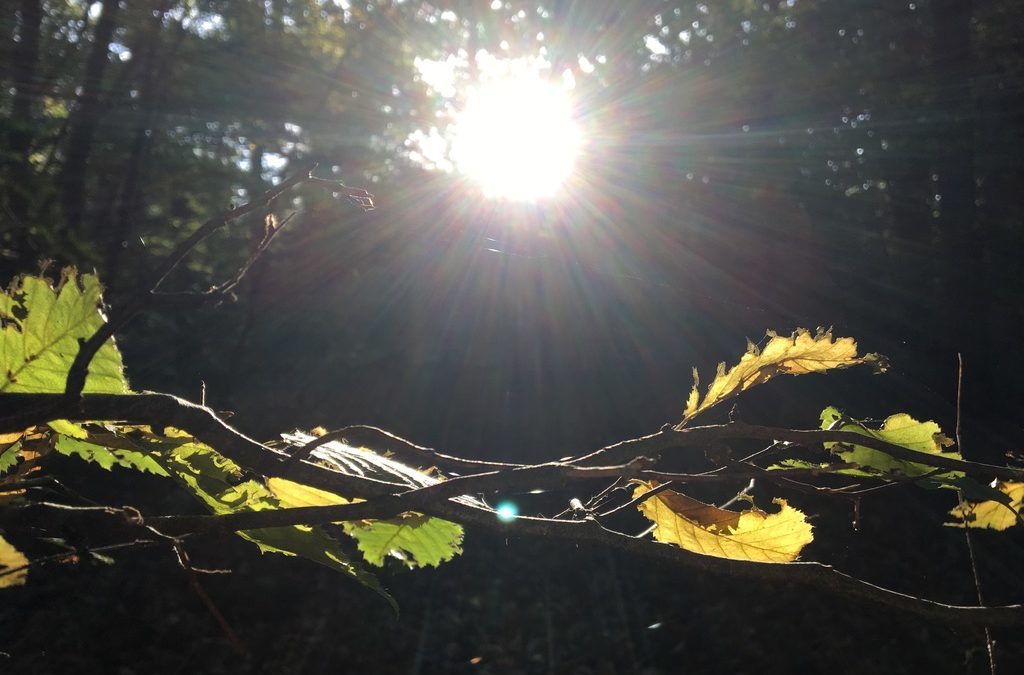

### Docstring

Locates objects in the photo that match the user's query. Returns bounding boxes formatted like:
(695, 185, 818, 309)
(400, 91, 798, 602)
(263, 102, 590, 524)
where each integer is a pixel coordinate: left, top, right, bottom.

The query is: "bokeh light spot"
(495, 501, 519, 522)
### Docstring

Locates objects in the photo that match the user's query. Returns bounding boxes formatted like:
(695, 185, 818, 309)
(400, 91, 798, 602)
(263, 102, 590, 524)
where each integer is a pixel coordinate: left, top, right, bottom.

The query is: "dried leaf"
(0, 534, 29, 588)
(678, 328, 884, 428)
(0, 431, 24, 445)
(947, 482, 1024, 531)
(634, 482, 813, 562)
(281, 430, 442, 490)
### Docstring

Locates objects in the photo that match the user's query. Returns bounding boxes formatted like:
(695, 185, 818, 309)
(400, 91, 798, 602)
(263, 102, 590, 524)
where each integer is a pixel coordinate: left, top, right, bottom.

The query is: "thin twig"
(573, 423, 1024, 483)
(172, 540, 248, 658)
(283, 424, 526, 472)
(956, 353, 997, 674)
(0, 539, 162, 581)
(597, 480, 677, 519)
(141, 495, 1024, 628)
(61, 168, 372, 400)
(5, 392, 1024, 627)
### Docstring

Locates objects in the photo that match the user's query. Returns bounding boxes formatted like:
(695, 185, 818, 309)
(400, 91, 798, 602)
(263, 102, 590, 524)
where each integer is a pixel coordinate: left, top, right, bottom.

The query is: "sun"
(452, 76, 581, 201)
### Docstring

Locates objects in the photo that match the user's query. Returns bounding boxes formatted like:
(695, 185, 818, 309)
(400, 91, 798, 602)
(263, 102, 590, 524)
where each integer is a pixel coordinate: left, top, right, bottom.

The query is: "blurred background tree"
(2, 1, 1023, 672)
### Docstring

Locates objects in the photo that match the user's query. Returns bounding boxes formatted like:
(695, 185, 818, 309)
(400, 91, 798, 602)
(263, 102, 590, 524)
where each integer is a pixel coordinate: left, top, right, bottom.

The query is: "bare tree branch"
(4, 391, 1024, 627)
(144, 494, 1024, 628)
(61, 168, 374, 400)
(573, 424, 1024, 483)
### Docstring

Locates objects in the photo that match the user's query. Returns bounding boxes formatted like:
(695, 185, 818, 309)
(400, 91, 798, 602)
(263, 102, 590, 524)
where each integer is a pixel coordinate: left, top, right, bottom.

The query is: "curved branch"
(5, 394, 1022, 493)
(283, 424, 528, 473)
(62, 168, 373, 399)
(5, 391, 1024, 626)
(0, 393, 404, 498)
(147, 485, 1023, 628)
(575, 423, 1024, 483)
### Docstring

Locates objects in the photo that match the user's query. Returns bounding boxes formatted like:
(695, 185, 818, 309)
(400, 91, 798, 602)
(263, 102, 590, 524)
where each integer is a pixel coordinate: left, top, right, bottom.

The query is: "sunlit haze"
(407, 50, 584, 202)
(452, 76, 581, 201)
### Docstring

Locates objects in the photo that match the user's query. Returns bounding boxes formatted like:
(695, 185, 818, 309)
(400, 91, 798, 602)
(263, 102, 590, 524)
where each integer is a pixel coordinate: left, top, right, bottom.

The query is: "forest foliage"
(2, 1, 1024, 671)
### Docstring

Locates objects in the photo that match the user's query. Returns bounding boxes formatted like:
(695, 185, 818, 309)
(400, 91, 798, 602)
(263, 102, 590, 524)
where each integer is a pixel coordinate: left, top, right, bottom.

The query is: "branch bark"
(3, 391, 1023, 627)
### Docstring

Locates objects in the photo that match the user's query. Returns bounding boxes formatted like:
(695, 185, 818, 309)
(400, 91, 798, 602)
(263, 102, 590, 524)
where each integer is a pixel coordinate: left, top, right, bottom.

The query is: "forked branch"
(2, 391, 1023, 627)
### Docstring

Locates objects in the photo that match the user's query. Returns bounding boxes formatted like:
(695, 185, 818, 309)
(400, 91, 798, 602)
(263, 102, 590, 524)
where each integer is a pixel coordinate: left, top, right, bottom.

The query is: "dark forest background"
(2, 1, 1024, 672)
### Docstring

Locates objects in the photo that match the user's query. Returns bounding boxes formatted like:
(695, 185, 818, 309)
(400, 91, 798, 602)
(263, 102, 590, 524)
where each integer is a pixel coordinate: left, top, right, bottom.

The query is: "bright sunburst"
(452, 76, 581, 201)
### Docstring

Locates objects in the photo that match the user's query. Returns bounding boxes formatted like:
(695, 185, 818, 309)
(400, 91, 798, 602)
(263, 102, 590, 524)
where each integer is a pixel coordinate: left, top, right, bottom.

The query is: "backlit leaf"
(819, 406, 959, 478)
(281, 429, 484, 512)
(678, 328, 884, 428)
(947, 482, 1024, 531)
(267, 476, 361, 509)
(281, 430, 443, 489)
(0, 431, 24, 445)
(267, 476, 464, 568)
(772, 427, 1005, 503)
(346, 515, 463, 568)
(47, 419, 88, 439)
(0, 442, 21, 475)
(150, 436, 392, 605)
(0, 269, 128, 393)
(634, 482, 813, 562)
(53, 432, 170, 477)
(0, 534, 29, 588)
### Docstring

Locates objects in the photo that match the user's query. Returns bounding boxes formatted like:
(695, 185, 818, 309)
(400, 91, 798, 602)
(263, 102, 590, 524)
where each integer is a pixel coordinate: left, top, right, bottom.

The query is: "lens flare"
(495, 501, 519, 522)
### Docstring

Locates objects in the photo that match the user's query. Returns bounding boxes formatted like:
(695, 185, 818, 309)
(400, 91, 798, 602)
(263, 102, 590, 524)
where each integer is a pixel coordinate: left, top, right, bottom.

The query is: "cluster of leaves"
(631, 328, 1023, 562)
(1, 270, 1021, 601)
(0, 270, 463, 600)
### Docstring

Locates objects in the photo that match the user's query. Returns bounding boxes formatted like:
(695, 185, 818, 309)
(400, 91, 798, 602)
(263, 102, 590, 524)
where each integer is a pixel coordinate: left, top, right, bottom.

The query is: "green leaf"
(771, 429, 1007, 503)
(768, 459, 830, 471)
(0, 442, 21, 475)
(266, 477, 464, 569)
(53, 431, 170, 477)
(47, 419, 88, 439)
(151, 436, 394, 606)
(0, 269, 128, 393)
(819, 406, 959, 478)
(346, 515, 464, 568)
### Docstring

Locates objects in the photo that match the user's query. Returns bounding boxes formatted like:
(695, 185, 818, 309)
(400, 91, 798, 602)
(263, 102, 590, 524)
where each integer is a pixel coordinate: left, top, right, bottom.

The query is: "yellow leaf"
(0, 431, 25, 445)
(267, 477, 360, 508)
(0, 534, 29, 588)
(947, 482, 1024, 531)
(634, 482, 813, 562)
(678, 328, 885, 428)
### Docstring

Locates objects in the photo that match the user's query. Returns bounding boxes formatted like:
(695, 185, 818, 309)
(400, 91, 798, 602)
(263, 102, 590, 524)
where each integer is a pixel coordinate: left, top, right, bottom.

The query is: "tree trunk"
(58, 0, 121, 234)
(4, 0, 43, 225)
(106, 4, 182, 291)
